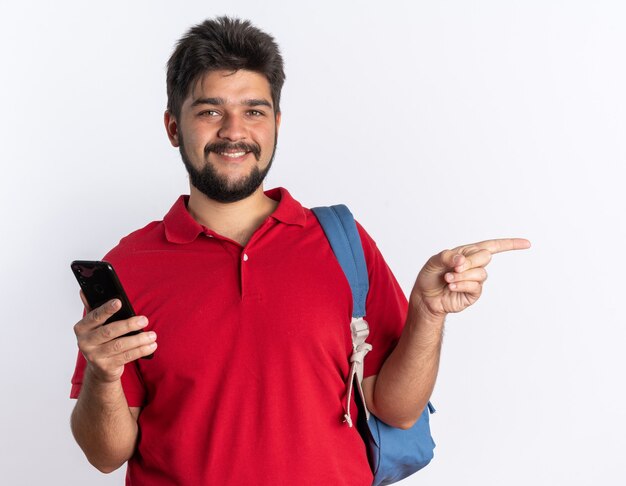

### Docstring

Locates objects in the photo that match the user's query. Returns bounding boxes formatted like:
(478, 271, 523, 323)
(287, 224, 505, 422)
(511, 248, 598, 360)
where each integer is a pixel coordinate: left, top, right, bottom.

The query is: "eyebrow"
(191, 97, 273, 109)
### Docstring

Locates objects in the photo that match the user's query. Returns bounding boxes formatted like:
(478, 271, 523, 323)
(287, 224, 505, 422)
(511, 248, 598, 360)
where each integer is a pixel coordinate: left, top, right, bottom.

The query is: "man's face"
(167, 69, 281, 203)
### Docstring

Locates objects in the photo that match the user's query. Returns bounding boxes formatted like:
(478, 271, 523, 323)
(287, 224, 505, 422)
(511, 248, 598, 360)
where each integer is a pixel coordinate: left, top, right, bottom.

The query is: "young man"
(70, 17, 530, 485)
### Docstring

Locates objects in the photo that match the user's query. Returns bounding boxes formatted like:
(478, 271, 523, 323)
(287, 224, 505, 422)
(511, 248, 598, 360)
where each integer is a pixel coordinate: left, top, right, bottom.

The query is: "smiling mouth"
(206, 141, 261, 161)
(218, 151, 248, 158)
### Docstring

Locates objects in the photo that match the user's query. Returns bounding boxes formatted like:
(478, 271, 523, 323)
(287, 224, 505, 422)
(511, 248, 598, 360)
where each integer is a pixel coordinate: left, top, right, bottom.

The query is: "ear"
(275, 111, 281, 135)
(164, 110, 180, 147)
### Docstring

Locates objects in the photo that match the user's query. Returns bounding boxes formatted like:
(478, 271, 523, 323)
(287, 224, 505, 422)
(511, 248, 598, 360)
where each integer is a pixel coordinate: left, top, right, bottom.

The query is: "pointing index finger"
(474, 238, 531, 255)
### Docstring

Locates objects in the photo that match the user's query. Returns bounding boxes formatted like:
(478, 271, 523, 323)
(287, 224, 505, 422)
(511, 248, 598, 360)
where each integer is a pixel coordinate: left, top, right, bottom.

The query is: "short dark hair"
(166, 16, 286, 118)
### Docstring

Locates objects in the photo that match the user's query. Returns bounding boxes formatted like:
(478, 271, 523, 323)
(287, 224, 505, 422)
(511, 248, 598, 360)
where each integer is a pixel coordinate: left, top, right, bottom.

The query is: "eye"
(198, 110, 220, 117)
(247, 110, 265, 117)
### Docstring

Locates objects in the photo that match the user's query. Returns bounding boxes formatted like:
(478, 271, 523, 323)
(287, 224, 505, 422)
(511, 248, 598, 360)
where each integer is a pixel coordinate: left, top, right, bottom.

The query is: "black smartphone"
(71, 260, 153, 359)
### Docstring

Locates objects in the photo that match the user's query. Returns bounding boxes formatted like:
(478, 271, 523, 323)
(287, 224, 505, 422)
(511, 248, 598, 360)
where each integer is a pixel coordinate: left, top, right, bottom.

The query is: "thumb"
(430, 249, 465, 273)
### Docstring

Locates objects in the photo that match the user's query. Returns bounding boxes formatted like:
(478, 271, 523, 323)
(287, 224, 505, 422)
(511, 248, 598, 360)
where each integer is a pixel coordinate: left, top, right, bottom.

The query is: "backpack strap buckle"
(344, 317, 372, 426)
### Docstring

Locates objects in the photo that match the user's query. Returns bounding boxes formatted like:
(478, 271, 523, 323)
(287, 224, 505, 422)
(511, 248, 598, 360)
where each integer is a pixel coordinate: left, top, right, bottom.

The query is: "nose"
(217, 113, 246, 141)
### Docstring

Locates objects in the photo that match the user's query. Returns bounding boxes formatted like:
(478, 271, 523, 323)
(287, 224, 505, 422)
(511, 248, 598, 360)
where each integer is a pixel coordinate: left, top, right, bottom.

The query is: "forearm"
(70, 367, 138, 473)
(369, 299, 444, 428)
(368, 238, 530, 428)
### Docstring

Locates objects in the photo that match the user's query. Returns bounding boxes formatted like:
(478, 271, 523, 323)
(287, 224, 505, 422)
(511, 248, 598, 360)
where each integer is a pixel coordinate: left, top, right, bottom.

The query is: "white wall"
(1, 1, 624, 484)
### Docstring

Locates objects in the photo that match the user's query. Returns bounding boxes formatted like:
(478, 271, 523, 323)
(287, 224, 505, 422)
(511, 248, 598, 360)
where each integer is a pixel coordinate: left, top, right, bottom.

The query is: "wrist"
(83, 366, 124, 397)
(408, 294, 446, 328)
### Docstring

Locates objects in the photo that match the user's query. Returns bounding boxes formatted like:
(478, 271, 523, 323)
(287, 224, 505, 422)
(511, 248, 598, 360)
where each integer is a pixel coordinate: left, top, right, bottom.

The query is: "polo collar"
(265, 187, 307, 227)
(163, 187, 306, 244)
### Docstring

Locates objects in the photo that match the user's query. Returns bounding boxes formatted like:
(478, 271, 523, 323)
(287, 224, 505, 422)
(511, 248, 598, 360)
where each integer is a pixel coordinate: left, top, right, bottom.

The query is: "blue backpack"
(312, 205, 436, 486)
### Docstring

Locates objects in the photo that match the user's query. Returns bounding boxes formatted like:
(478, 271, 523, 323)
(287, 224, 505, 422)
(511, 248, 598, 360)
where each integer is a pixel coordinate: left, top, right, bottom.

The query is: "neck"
(187, 185, 278, 246)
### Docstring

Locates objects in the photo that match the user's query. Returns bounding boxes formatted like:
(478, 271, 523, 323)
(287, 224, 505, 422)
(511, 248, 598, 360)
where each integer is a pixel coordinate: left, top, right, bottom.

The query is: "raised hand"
(74, 292, 157, 383)
(411, 238, 531, 320)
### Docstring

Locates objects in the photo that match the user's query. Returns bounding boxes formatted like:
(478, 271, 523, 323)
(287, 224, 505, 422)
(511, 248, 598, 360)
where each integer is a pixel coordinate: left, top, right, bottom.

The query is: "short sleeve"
(356, 222, 408, 377)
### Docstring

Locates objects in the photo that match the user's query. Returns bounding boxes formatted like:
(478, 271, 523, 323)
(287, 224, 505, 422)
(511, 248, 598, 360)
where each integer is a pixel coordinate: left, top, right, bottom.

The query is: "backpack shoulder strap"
(310, 205, 369, 318)
(311, 204, 373, 425)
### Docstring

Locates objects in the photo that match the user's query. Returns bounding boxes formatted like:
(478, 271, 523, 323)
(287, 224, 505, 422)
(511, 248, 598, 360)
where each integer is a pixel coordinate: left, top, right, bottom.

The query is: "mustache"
(204, 141, 261, 160)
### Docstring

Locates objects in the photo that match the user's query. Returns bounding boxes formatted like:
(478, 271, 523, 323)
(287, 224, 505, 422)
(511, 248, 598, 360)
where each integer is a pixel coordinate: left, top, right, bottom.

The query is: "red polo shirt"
(71, 188, 408, 485)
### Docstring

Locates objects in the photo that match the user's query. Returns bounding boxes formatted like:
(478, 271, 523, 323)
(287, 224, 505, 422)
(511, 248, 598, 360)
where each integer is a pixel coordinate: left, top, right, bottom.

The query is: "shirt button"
(243, 253, 249, 262)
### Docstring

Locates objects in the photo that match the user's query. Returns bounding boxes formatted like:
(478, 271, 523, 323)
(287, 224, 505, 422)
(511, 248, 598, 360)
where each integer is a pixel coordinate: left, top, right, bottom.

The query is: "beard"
(179, 135, 277, 203)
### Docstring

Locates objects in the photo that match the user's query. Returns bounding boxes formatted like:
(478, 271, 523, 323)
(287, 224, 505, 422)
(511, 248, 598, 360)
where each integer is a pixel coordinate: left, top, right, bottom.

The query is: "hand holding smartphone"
(71, 260, 154, 359)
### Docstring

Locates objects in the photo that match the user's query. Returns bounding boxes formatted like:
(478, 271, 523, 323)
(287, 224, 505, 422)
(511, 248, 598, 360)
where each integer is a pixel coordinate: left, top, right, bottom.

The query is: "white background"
(1, 1, 624, 485)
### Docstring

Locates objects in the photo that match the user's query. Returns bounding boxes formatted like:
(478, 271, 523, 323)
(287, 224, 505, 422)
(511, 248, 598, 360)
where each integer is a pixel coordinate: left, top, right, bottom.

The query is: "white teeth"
(219, 151, 246, 158)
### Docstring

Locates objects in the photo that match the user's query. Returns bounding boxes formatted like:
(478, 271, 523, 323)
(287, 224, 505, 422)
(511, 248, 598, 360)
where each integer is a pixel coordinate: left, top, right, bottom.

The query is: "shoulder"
(354, 220, 379, 255)
(102, 196, 189, 263)
(103, 220, 165, 264)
